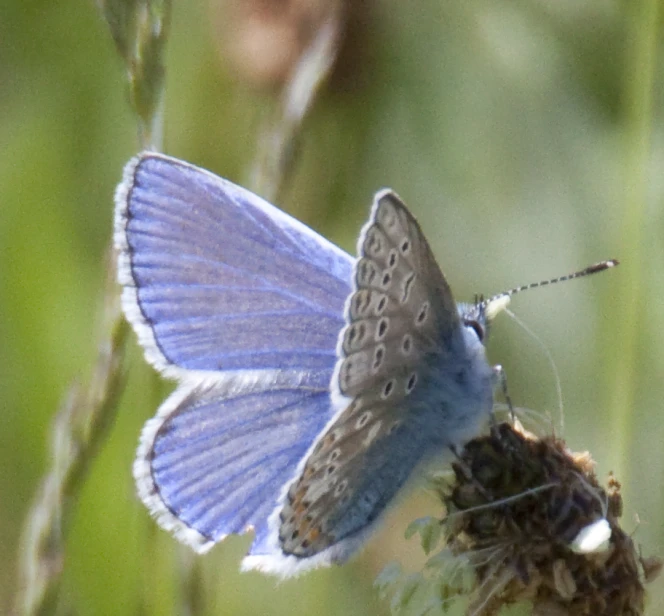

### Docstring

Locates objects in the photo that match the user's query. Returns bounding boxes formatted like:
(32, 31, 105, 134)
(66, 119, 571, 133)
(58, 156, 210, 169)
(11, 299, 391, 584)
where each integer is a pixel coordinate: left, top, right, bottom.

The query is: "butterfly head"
(457, 294, 511, 345)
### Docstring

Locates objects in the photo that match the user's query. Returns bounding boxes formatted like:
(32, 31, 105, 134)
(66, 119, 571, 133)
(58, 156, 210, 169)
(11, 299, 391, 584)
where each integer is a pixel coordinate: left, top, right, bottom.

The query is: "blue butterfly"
(114, 152, 512, 577)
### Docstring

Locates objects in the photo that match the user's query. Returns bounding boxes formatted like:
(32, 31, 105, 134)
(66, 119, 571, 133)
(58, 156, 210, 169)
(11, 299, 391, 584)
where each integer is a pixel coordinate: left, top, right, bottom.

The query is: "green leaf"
(405, 516, 442, 555)
(391, 573, 424, 613)
(375, 561, 403, 598)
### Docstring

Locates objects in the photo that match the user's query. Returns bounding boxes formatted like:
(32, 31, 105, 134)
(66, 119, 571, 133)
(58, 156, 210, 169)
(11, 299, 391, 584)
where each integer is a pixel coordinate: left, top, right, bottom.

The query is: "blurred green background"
(1, 0, 663, 614)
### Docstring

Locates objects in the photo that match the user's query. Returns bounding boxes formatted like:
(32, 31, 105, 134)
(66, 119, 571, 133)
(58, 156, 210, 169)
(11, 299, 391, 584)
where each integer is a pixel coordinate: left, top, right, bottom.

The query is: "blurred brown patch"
(209, 0, 375, 92)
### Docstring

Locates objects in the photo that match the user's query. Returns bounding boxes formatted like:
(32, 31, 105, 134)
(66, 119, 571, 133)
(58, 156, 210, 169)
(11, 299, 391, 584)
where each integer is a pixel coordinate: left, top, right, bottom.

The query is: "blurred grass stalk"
(14, 263, 130, 616)
(99, 0, 171, 149)
(249, 3, 343, 202)
(13, 1, 170, 614)
(608, 0, 660, 478)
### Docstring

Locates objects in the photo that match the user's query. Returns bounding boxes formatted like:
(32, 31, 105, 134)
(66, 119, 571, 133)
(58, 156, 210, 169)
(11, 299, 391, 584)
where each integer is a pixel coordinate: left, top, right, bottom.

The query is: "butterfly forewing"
(338, 191, 459, 398)
(115, 153, 353, 375)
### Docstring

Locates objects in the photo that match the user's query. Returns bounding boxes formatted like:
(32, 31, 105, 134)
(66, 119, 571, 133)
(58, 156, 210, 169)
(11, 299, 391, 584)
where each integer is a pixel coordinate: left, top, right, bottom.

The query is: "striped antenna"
(484, 259, 619, 320)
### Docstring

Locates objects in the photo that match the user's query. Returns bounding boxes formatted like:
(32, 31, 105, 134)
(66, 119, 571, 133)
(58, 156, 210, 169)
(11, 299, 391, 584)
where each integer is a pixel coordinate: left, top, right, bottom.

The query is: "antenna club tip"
(587, 259, 619, 274)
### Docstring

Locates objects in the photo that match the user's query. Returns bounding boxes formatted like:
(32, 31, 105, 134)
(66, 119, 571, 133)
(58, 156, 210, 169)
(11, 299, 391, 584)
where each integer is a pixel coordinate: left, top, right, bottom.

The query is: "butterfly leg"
(492, 364, 515, 424)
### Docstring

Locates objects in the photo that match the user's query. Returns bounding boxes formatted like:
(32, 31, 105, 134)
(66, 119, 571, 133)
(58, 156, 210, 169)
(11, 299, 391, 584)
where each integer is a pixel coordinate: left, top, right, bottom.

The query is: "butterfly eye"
(464, 319, 485, 342)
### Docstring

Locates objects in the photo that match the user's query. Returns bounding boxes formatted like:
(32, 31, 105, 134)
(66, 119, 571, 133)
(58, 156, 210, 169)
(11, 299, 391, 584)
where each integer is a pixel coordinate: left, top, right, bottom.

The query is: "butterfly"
(114, 152, 615, 577)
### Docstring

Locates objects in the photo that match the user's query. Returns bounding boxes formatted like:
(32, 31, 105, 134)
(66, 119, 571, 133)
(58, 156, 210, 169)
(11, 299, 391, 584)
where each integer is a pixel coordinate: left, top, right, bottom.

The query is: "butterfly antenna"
(484, 259, 619, 320)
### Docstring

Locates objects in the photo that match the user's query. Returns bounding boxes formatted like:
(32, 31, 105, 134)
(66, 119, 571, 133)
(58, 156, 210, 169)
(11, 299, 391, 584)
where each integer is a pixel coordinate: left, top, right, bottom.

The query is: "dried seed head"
(431, 421, 662, 616)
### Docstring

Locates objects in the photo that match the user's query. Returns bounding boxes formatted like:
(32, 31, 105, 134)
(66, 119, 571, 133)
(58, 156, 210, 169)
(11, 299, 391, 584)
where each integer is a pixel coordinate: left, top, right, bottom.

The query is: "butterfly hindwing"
(277, 395, 408, 557)
(134, 370, 336, 554)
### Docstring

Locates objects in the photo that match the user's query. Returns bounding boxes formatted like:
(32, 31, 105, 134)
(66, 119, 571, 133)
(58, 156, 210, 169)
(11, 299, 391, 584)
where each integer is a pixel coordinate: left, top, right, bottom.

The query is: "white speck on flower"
(570, 518, 611, 554)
